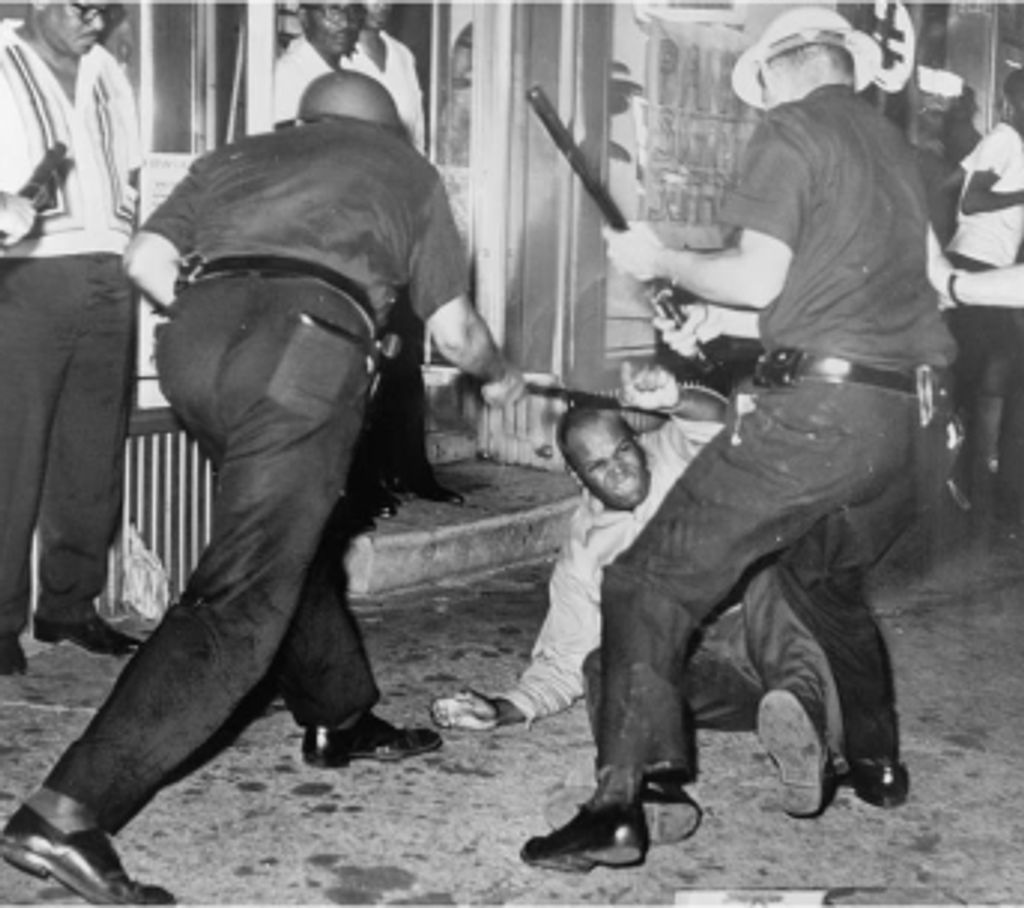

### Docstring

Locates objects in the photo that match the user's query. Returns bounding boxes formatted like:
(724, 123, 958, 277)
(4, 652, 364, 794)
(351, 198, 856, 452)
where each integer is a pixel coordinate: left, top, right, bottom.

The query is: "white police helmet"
(731, 6, 883, 110)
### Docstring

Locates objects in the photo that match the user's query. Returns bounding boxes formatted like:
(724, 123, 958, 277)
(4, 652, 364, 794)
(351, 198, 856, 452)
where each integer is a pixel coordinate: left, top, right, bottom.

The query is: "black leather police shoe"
(34, 615, 141, 657)
(757, 689, 832, 817)
(373, 489, 401, 519)
(408, 482, 464, 505)
(0, 635, 27, 675)
(0, 805, 175, 904)
(843, 757, 909, 808)
(641, 768, 703, 842)
(521, 803, 648, 873)
(302, 712, 442, 768)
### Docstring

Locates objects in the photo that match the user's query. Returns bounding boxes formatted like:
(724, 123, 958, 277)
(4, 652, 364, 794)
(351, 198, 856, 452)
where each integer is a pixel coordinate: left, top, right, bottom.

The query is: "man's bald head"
(298, 70, 403, 134)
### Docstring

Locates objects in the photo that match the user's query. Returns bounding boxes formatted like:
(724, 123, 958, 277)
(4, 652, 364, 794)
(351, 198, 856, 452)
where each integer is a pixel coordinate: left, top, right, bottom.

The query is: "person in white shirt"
(432, 374, 849, 836)
(344, 2, 425, 153)
(0, 1, 143, 675)
(274, 3, 423, 152)
(944, 69, 1024, 524)
(273, 3, 365, 127)
(947, 70, 1024, 272)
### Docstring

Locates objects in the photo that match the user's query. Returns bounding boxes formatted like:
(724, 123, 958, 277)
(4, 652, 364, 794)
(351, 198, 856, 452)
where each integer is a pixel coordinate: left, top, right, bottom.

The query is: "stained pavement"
(2, 464, 1024, 906)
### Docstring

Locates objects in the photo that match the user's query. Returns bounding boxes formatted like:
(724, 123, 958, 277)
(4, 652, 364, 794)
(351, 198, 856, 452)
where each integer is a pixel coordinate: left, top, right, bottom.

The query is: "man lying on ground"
(432, 369, 851, 843)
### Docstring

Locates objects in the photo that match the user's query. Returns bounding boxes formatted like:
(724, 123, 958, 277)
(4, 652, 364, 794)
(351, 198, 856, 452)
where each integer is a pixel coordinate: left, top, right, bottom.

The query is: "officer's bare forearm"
(427, 294, 510, 381)
(652, 228, 792, 310)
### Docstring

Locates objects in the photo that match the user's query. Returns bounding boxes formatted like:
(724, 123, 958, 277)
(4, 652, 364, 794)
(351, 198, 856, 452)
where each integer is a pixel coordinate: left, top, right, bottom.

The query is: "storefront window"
(603, 2, 763, 383)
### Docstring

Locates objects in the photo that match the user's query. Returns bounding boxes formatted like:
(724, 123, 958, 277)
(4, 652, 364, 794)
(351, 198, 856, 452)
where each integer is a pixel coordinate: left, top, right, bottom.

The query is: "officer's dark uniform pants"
(0, 255, 134, 638)
(596, 379, 950, 777)
(584, 564, 845, 760)
(44, 275, 378, 833)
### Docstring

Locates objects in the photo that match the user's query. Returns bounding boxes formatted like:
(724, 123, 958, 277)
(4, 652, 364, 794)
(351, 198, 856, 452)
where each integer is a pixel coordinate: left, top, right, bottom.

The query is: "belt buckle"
(174, 252, 206, 293)
(755, 348, 803, 387)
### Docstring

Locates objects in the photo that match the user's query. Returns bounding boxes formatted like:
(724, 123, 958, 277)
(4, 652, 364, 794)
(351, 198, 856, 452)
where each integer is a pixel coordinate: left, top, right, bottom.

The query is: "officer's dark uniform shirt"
(143, 117, 467, 326)
(719, 84, 957, 370)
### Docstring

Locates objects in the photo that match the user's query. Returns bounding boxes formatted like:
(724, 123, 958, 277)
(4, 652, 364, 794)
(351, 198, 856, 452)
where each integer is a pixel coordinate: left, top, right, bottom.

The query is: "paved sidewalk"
(2, 524, 1024, 905)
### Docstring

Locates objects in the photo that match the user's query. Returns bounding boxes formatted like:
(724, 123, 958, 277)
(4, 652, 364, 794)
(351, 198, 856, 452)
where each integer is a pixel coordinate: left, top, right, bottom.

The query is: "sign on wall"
(641, 17, 759, 250)
(872, 0, 917, 94)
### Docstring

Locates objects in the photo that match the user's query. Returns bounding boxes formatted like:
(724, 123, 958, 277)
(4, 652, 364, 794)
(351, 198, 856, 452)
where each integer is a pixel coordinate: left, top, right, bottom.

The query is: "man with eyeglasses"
(521, 6, 958, 872)
(0, 0, 141, 676)
(71, 3, 107, 26)
(274, 4, 367, 126)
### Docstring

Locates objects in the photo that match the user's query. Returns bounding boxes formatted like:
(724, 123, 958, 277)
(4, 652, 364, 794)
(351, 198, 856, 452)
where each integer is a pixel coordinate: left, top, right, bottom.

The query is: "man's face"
(35, 3, 109, 60)
(300, 4, 366, 65)
(566, 418, 651, 512)
(365, 2, 390, 31)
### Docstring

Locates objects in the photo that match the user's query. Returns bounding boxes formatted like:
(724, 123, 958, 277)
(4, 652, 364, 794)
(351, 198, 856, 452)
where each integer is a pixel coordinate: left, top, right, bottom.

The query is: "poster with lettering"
(641, 12, 759, 251)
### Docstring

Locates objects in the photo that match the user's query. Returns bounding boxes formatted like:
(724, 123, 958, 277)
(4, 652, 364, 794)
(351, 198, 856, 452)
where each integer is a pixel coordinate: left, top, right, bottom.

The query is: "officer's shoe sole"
(757, 689, 828, 818)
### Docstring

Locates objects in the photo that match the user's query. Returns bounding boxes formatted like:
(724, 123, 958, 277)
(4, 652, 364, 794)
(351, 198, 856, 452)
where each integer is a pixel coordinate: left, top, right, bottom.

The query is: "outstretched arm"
(430, 509, 606, 731)
(426, 294, 525, 406)
(603, 222, 793, 310)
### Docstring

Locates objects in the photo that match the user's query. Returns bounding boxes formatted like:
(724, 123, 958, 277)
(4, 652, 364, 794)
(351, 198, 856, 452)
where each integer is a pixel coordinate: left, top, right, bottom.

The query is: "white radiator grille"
(95, 382, 564, 617)
(96, 411, 215, 615)
(122, 422, 215, 598)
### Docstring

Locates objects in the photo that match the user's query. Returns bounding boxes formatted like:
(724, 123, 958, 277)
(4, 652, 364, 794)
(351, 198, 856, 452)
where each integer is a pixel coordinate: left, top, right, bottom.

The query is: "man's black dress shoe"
(641, 768, 703, 842)
(0, 635, 27, 675)
(383, 472, 465, 506)
(34, 615, 141, 657)
(303, 712, 442, 768)
(408, 482, 464, 505)
(843, 758, 909, 808)
(521, 803, 648, 873)
(373, 488, 401, 519)
(0, 805, 174, 904)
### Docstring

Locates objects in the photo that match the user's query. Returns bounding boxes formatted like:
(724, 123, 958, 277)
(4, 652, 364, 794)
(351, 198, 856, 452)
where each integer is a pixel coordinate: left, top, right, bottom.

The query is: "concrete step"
(345, 459, 577, 597)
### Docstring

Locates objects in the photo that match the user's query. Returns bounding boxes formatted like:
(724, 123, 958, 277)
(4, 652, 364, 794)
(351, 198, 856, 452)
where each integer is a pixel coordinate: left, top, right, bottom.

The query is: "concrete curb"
(345, 497, 576, 596)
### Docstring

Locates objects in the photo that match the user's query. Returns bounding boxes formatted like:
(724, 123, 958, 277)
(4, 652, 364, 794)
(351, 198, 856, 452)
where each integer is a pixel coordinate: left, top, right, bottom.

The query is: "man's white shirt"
(948, 122, 1024, 267)
(500, 417, 724, 723)
(273, 32, 425, 153)
(0, 23, 140, 257)
(273, 36, 331, 125)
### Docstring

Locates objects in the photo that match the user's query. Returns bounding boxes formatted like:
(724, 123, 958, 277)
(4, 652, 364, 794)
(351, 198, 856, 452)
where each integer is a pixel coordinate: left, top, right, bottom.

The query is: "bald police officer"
(0, 71, 524, 904)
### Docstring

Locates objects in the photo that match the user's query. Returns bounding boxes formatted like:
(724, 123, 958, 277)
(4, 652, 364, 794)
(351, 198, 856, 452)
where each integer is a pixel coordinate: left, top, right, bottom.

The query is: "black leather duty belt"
(753, 349, 922, 395)
(178, 254, 378, 340)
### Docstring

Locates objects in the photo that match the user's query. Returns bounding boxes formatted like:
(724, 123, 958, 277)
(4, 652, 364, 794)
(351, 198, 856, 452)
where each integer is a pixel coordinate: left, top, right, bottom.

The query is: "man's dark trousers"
(597, 378, 952, 777)
(0, 255, 134, 638)
(44, 274, 380, 832)
(583, 564, 845, 753)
